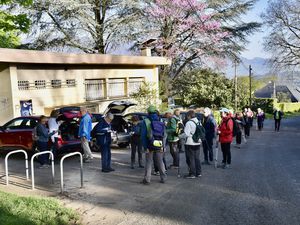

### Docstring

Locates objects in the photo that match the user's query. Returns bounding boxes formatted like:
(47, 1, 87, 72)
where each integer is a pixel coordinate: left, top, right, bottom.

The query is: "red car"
(0, 111, 81, 154)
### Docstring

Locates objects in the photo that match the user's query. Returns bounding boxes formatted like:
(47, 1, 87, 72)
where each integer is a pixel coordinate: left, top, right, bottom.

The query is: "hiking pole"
(214, 134, 219, 169)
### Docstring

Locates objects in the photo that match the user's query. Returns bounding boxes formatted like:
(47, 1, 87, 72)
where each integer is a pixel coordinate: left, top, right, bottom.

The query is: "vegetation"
(262, 0, 300, 69)
(0, 0, 32, 48)
(0, 190, 80, 225)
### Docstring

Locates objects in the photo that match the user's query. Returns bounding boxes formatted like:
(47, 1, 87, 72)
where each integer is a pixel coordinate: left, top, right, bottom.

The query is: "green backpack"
(190, 120, 206, 142)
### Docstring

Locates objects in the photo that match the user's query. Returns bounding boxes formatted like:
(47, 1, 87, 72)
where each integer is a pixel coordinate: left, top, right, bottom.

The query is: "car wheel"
(118, 143, 129, 148)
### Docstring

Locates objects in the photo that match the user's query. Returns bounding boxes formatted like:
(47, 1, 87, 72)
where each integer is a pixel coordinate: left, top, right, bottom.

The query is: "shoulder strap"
(144, 118, 152, 139)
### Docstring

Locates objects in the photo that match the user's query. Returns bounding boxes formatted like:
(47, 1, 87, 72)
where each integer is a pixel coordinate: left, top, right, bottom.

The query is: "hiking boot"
(184, 174, 196, 179)
(102, 169, 110, 173)
(108, 168, 115, 172)
(141, 179, 150, 185)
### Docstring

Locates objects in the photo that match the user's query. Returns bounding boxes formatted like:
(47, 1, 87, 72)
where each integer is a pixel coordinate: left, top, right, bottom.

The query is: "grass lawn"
(0, 190, 80, 225)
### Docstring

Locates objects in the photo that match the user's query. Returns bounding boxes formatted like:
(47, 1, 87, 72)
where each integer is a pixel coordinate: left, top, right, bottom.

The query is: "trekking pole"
(214, 134, 219, 169)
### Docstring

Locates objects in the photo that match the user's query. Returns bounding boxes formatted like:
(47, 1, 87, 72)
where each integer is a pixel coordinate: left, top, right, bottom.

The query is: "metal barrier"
(31, 151, 54, 190)
(5, 150, 29, 185)
(60, 152, 83, 193)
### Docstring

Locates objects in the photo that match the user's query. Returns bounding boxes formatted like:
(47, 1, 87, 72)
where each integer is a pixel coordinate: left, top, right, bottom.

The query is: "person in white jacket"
(180, 110, 202, 179)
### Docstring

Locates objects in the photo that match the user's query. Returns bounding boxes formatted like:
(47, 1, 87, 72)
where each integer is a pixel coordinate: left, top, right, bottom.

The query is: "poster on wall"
(20, 100, 33, 116)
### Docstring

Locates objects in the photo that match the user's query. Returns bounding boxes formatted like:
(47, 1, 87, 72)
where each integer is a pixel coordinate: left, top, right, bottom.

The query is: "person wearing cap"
(218, 108, 234, 169)
(130, 115, 143, 169)
(79, 107, 93, 163)
(94, 113, 115, 172)
(140, 105, 166, 185)
(202, 107, 216, 165)
(165, 109, 180, 168)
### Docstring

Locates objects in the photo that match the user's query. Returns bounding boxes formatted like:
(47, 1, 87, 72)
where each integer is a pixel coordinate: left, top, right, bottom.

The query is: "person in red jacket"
(218, 108, 233, 169)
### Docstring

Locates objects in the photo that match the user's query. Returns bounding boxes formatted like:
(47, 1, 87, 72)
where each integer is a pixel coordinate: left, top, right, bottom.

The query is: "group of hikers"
(34, 105, 284, 184)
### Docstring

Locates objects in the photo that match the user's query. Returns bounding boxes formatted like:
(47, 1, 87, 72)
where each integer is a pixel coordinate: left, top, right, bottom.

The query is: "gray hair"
(106, 112, 114, 120)
(204, 107, 211, 115)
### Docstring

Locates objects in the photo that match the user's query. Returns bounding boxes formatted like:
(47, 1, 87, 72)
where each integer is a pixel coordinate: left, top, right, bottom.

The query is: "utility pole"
(234, 59, 238, 112)
(249, 65, 252, 106)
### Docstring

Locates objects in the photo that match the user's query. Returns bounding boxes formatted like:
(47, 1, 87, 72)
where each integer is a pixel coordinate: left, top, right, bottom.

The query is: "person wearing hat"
(165, 109, 180, 169)
(218, 108, 233, 169)
(94, 113, 115, 172)
(130, 115, 143, 169)
(140, 105, 166, 185)
(202, 107, 216, 165)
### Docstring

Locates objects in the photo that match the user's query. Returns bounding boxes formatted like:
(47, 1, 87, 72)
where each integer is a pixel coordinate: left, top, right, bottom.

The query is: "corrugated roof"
(0, 48, 171, 66)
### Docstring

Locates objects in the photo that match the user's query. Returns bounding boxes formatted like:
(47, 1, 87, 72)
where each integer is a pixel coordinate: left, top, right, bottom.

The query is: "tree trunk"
(94, 0, 105, 54)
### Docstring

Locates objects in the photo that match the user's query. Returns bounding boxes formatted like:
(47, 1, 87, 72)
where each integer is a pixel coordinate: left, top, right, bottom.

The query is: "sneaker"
(223, 164, 230, 169)
(184, 174, 196, 179)
(153, 171, 160, 176)
(83, 158, 92, 163)
(202, 161, 211, 165)
(102, 169, 110, 173)
(131, 166, 135, 169)
(140, 179, 150, 185)
(108, 168, 115, 172)
(196, 174, 202, 177)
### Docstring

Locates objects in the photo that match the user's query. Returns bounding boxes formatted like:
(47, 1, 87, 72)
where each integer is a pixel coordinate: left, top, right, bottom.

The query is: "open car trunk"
(111, 115, 128, 132)
(56, 112, 80, 141)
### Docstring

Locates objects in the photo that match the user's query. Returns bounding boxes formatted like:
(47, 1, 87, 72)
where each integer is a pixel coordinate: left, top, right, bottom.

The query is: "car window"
(5, 118, 24, 130)
(25, 119, 38, 129)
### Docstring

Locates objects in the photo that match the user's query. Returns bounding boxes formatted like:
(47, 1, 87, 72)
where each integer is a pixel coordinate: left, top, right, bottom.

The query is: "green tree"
(277, 92, 291, 103)
(131, 82, 160, 112)
(172, 69, 234, 109)
(0, 0, 31, 48)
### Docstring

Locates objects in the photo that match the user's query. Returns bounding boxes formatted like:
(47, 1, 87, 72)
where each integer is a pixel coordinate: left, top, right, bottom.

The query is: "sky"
(240, 0, 271, 59)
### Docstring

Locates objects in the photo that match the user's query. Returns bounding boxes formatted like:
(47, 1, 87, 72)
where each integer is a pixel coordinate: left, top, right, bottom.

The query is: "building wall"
(0, 66, 14, 125)
(11, 65, 158, 117)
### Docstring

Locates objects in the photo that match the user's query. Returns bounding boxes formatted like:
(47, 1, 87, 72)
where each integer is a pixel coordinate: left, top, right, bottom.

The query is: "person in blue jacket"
(202, 107, 216, 165)
(78, 107, 93, 162)
(94, 113, 115, 172)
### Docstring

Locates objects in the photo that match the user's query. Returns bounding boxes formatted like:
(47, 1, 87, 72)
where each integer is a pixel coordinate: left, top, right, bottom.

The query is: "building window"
(51, 79, 61, 88)
(128, 78, 144, 95)
(108, 79, 125, 97)
(85, 79, 105, 101)
(18, 81, 29, 90)
(66, 79, 76, 87)
(35, 80, 46, 89)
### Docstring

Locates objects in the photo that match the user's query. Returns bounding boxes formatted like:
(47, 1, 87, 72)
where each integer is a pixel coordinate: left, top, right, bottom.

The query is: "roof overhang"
(0, 48, 171, 66)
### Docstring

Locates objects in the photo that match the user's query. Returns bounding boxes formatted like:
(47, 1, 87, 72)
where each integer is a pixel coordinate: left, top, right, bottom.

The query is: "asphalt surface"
(0, 117, 300, 225)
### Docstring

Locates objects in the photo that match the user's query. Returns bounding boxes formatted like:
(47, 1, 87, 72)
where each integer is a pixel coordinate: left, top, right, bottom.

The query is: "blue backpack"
(145, 119, 165, 151)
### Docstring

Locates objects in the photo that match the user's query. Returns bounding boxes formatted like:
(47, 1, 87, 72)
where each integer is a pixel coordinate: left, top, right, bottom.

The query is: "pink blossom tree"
(144, 0, 230, 84)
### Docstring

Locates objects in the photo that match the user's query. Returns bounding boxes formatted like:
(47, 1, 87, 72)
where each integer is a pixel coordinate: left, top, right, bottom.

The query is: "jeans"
(131, 136, 143, 166)
(169, 141, 179, 167)
(185, 145, 201, 176)
(81, 137, 93, 160)
(37, 141, 48, 165)
(221, 143, 231, 165)
(275, 119, 281, 131)
(203, 138, 213, 161)
(144, 151, 166, 183)
(154, 152, 167, 172)
(101, 144, 111, 170)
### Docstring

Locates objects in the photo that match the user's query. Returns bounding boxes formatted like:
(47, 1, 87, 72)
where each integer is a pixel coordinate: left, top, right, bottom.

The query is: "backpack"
(190, 120, 206, 142)
(226, 118, 240, 137)
(32, 126, 39, 141)
(175, 118, 184, 136)
(145, 119, 165, 151)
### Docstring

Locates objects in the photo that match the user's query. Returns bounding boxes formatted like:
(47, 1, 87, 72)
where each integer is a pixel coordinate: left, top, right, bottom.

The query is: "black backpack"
(190, 120, 206, 142)
(226, 118, 240, 137)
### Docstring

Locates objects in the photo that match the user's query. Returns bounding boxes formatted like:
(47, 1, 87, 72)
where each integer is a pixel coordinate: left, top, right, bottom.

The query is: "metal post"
(60, 152, 83, 193)
(5, 150, 29, 185)
(234, 59, 238, 112)
(31, 151, 54, 190)
(249, 65, 252, 106)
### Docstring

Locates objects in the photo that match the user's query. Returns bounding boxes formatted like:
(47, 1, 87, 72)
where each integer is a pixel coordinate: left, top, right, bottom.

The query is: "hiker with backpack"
(235, 112, 246, 148)
(179, 110, 204, 179)
(165, 109, 181, 169)
(130, 115, 143, 169)
(141, 106, 166, 185)
(218, 108, 233, 169)
(202, 107, 216, 165)
(273, 108, 283, 132)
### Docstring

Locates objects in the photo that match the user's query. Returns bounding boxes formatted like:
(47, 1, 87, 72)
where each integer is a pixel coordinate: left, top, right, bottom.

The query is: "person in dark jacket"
(94, 113, 115, 172)
(273, 108, 283, 132)
(130, 115, 143, 169)
(36, 115, 57, 168)
(235, 112, 245, 148)
(218, 108, 233, 169)
(257, 108, 265, 131)
(202, 107, 216, 165)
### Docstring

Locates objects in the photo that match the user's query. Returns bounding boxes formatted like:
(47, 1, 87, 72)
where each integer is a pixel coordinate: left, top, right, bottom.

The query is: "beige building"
(0, 48, 170, 125)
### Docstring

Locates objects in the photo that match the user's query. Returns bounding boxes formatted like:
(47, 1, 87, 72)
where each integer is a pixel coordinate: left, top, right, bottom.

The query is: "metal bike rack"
(31, 151, 55, 190)
(60, 152, 83, 193)
(5, 150, 29, 185)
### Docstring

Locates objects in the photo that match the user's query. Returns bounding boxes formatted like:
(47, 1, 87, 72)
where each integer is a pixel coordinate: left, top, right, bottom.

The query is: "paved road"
(0, 117, 300, 225)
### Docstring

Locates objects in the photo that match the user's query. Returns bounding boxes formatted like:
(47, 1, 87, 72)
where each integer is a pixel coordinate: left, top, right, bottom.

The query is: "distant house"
(254, 81, 298, 102)
(0, 48, 170, 125)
